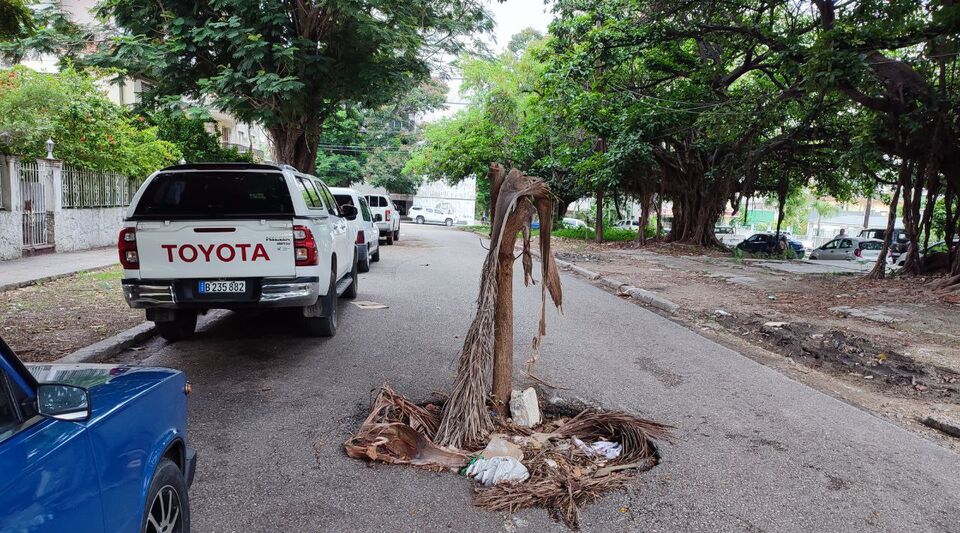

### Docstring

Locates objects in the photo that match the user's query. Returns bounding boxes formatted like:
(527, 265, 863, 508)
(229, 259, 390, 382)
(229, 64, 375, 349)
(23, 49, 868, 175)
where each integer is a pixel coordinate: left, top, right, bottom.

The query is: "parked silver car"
(809, 237, 883, 261)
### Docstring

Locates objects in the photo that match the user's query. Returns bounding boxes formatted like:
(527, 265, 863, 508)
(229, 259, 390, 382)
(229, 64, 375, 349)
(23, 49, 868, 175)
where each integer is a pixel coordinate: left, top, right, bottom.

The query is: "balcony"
(223, 142, 265, 161)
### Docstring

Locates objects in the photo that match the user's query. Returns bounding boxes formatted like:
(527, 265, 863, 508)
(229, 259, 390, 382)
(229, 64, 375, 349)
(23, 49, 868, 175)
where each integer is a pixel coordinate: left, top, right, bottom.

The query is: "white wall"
(0, 211, 22, 260)
(55, 208, 125, 252)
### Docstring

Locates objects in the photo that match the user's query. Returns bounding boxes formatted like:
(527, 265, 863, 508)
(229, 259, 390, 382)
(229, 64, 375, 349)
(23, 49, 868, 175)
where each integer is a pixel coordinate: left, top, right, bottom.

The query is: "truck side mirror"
(340, 204, 359, 221)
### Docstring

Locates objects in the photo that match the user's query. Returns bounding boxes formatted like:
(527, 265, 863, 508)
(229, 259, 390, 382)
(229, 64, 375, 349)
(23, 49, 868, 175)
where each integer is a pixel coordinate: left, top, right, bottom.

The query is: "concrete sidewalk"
(0, 247, 118, 291)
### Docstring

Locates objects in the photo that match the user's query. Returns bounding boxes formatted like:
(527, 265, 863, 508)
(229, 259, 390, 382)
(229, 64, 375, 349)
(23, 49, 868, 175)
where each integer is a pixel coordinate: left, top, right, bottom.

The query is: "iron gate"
(19, 161, 49, 247)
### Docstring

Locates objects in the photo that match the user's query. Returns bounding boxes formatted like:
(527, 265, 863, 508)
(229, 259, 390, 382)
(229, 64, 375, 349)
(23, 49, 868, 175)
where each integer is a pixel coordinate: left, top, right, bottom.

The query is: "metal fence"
(61, 166, 136, 208)
(18, 160, 49, 246)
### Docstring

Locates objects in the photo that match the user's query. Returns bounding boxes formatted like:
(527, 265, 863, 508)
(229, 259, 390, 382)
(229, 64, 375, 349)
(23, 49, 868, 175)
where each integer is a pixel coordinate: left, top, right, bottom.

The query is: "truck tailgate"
(135, 220, 296, 279)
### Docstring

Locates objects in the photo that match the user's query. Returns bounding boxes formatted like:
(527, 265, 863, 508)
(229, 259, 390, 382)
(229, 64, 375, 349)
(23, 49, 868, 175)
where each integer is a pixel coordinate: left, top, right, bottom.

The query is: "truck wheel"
(342, 254, 358, 299)
(371, 247, 380, 262)
(386, 231, 394, 245)
(393, 229, 400, 241)
(155, 311, 197, 343)
(416, 216, 425, 224)
(141, 458, 190, 533)
(358, 246, 370, 273)
(444, 218, 453, 226)
(305, 269, 337, 337)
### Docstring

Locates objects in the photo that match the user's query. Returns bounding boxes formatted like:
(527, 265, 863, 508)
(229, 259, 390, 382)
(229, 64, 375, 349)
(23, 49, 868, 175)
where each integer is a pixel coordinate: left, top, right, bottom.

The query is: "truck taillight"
(356, 230, 365, 245)
(118, 228, 139, 269)
(293, 225, 318, 266)
(385, 209, 391, 222)
(855, 248, 862, 257)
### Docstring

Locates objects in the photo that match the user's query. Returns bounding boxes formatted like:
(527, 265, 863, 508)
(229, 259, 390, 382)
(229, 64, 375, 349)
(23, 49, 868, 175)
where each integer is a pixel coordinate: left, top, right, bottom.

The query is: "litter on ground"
(344, 385, 671, 529)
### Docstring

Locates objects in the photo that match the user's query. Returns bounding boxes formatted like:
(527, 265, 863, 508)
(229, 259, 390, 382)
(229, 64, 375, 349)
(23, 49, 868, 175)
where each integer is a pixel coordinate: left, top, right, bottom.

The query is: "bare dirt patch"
(546, 236, 960, 448)
(0, 266, 143, 361)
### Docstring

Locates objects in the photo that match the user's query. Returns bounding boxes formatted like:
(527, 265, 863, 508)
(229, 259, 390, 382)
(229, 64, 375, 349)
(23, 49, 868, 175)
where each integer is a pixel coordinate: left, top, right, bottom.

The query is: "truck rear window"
(134, 172, 293, 218)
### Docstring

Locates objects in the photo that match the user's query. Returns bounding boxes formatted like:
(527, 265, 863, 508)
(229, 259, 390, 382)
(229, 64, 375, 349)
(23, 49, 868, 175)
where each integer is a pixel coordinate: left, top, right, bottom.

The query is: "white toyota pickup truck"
(119, 163, 359, 341)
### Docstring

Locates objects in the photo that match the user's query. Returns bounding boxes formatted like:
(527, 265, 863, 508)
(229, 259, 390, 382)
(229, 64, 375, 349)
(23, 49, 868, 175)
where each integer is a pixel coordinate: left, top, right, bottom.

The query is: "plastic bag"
(464, 456, 530, 486)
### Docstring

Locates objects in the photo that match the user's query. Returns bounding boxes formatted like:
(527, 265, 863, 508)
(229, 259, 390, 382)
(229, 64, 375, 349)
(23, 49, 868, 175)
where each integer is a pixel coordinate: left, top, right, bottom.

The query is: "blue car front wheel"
(142, 458, 190, 533)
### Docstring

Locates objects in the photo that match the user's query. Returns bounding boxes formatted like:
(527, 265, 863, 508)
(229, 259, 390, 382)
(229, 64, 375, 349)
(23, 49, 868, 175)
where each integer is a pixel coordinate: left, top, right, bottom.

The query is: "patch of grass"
(552, 227, 638, 242)
(82, 269, 123, 281)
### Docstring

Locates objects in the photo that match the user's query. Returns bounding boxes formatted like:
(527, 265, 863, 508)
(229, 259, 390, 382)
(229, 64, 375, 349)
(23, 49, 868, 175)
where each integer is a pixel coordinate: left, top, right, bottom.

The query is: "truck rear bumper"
(122, 277, 320, 309)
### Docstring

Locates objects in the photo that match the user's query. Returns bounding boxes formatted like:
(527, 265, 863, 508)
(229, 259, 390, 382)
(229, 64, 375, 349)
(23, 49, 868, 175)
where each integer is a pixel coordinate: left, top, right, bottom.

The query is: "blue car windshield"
(0, 373, 19, 436)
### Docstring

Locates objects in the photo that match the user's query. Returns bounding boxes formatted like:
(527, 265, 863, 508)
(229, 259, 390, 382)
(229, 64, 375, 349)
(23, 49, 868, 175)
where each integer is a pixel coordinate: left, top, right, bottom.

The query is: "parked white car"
(121, 163, 358, 340)
(809, 237, 883, 261)
(562, 217, 590, 230)
(409, 205, 457, 226)
(331, 187, 380, 272)
(365, 194, 400, 245)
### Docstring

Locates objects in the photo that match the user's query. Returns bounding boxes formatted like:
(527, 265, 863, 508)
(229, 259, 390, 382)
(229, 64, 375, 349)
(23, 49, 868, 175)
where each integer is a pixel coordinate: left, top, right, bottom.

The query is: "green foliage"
(315, 79, 447, 193)
(0, 5, 87, 64)
(93, 0, 492, 171)
(150, 109, 252, 163)
(0, 67, 181, 177)
(552, 227, 637, 242)
(0, 0, 33, 39)
(407, 32, 588, 215)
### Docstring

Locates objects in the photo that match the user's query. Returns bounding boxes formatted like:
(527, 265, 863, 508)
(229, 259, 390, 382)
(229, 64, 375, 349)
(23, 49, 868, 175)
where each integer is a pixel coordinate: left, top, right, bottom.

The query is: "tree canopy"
(0, 67, 181, 177)
(92, 0, 493, 173)
(408, 1, 960, 280)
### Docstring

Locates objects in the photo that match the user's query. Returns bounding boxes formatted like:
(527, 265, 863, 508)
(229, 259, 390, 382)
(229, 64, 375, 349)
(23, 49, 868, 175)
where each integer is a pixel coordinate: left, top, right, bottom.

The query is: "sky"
(424, 0, 554, 122)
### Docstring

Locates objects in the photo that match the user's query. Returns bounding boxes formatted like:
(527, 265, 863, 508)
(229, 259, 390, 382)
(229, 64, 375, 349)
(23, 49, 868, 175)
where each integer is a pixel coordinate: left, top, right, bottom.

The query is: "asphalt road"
(127, 224, 960, 533)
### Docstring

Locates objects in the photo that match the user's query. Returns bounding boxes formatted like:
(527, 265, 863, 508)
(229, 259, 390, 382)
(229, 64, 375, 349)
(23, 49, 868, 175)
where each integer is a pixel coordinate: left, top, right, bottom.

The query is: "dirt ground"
(0, 266, 143, 361)
(546, 237, 960, 450)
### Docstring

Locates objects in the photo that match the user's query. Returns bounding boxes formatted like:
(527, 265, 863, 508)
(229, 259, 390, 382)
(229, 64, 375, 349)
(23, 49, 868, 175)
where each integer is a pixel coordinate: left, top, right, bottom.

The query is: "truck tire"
(371, 247, 380, 262)
(416, 216, 425, 224)
(141, 458, 190, 533)
(358, 246, 370, 273)
(155, 311, 197, 343)
(444, 218, 453, 226)
(393, 228, 400, 241)
(342, 253, 359, 299)
(386, 231, 394, 245)
(305, 269, 337, 337)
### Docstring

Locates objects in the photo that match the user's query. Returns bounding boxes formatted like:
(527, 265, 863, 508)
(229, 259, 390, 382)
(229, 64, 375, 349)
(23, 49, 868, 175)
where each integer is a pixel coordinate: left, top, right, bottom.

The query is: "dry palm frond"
(474, 468, 631, 529)
(436, 165, 563, 449)
(554, 410, 673, 464)
(474, 409, 674, 529)
(359, 384, 441, 439)
(343, 386, 466, 469)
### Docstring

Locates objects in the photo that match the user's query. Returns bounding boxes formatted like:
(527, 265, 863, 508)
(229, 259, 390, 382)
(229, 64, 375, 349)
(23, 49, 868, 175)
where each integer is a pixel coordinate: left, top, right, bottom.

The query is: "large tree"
(93, 0, 492, 173)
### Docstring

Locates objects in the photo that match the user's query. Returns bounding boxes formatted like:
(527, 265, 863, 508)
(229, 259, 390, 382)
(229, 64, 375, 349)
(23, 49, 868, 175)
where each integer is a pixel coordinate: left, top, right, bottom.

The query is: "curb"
(0, 264, 117, 293)
(549, 256, 681, 315)
(57, 322, 157, 364)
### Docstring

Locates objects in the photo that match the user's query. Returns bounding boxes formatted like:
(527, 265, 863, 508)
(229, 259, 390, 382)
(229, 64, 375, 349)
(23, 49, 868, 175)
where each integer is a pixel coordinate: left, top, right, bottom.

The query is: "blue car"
(736, 233, 806, 258)
(0, 337, 196, 532)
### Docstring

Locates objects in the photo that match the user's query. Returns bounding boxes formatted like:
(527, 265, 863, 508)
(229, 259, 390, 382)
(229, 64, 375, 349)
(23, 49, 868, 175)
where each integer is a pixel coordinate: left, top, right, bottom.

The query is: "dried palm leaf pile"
(345, 386, 672, 529)
(343, 167, 671, 529)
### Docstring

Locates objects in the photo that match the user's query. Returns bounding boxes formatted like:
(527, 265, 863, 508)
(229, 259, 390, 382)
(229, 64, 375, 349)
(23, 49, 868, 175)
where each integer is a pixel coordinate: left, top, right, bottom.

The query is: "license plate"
(198, 280, 246, 294)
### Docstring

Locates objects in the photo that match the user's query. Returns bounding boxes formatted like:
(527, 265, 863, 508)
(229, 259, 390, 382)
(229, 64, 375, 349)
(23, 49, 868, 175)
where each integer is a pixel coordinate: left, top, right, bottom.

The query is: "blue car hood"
(25, 363, 181, 418)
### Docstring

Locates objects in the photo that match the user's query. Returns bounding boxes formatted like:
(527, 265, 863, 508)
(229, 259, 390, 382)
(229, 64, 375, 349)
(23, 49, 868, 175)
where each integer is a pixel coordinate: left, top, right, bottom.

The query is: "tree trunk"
(901, 159, 927, 276)
(863, 196, 872, 229)
(666, 187, 727, 246)
(594, 188, 604, 243)
(492, 241, 514, 411)
(637, 191, 652, 244)
(268, 118, 323, 174)
(655, 191, 663, 238)
(867, 168, 907, 279)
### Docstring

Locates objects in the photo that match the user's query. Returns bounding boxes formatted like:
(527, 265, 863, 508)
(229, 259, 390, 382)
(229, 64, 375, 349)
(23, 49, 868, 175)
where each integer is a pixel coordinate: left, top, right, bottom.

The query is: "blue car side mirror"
(37, 383, 91, 422)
